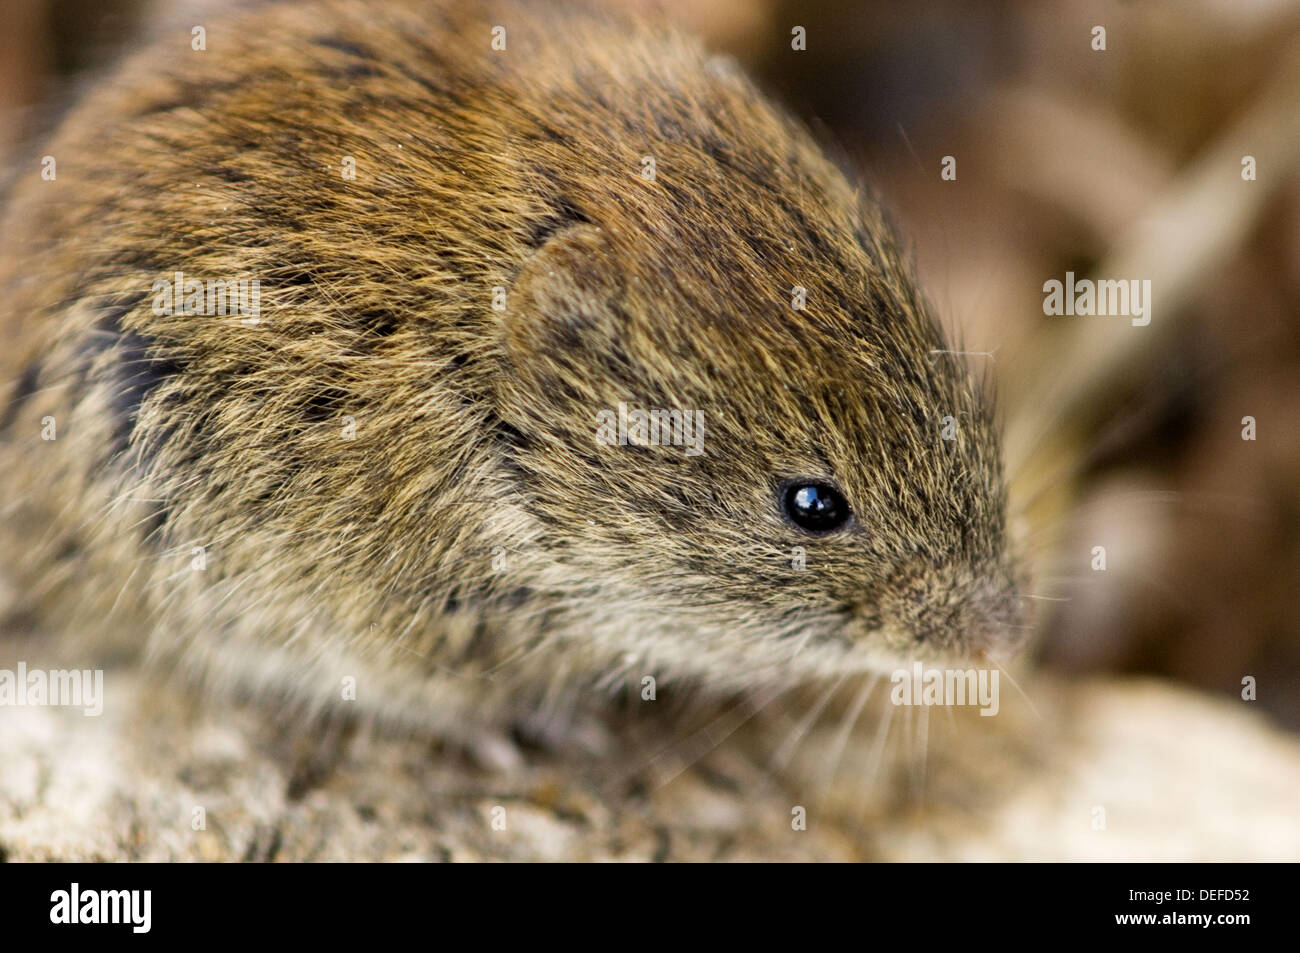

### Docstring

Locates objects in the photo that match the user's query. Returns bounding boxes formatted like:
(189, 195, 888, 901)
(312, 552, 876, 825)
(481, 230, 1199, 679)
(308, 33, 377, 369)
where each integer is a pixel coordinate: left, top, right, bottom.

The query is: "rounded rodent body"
(0, 0, 1021, 737)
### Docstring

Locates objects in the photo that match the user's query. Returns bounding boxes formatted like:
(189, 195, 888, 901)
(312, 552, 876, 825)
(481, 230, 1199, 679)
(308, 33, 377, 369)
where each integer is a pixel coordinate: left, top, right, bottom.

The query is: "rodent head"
(493, 68, 1023, 689)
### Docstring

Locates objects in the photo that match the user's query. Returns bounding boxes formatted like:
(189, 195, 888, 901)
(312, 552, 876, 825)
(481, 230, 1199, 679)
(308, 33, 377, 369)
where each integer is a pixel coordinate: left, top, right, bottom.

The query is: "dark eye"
(781, 481, 851, 533)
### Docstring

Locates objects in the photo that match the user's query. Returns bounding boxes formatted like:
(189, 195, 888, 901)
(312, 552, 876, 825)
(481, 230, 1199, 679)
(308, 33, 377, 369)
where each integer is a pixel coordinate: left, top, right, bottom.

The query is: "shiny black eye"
(781, 481, 851, 533)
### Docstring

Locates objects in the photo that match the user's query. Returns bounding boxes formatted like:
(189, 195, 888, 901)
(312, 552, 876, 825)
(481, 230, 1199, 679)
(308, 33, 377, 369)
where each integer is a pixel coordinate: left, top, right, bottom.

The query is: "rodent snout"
(868, 563, 1028, 660)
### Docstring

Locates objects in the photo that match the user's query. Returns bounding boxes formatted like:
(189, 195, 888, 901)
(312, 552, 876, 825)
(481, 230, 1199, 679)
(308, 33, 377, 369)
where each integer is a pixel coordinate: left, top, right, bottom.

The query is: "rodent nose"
(874, 565, 1025, 658)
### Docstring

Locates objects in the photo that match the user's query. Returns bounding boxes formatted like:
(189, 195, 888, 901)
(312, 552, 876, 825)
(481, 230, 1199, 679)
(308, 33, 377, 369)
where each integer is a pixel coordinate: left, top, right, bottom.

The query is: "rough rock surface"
(2, 643, 1296, 861)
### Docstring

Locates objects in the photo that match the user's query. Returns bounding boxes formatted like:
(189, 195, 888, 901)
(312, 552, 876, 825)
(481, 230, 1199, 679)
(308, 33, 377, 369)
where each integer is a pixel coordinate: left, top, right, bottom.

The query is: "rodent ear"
(499, 223, 627, 381)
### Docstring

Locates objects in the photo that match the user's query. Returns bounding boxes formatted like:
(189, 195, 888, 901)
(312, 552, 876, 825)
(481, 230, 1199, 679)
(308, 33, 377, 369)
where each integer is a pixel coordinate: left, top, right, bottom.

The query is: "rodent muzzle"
(870, 562, 1027, 660)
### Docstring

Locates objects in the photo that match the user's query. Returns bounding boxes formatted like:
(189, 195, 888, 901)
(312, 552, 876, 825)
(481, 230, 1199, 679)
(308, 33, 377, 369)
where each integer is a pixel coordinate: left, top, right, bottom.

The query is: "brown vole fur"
(0, 0, 1021, 741)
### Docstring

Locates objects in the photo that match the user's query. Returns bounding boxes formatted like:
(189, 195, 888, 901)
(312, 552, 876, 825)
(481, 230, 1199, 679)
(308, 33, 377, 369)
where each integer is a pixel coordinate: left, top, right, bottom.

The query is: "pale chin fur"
(562, 600, 932, 694)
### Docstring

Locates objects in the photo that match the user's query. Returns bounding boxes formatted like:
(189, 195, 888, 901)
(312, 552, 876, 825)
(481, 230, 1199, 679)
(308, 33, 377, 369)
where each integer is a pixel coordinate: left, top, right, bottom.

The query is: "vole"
(0, 0, 1023, 744)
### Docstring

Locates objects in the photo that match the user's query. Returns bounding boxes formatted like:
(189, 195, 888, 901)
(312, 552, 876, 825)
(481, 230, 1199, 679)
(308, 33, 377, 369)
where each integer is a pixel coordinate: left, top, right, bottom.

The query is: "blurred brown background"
(3, 0, 1297, 728)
